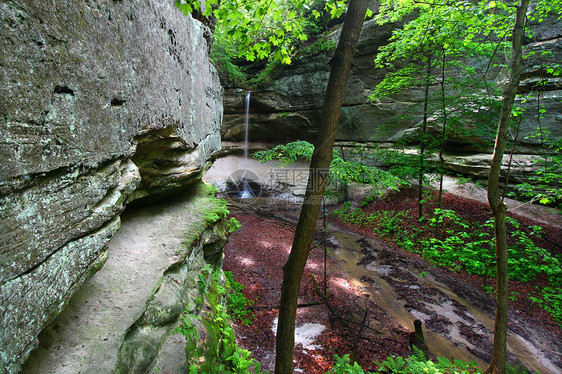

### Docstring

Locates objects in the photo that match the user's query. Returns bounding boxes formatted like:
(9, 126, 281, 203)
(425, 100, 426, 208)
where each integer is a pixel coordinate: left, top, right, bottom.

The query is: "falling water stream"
(239, 91, 252, 199)
(244, 91, 250, 167)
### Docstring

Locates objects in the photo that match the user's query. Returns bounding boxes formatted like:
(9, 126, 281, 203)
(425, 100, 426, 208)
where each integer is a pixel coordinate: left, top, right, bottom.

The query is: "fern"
(411, 346, 426, 362)
(373, 355, 406, 373)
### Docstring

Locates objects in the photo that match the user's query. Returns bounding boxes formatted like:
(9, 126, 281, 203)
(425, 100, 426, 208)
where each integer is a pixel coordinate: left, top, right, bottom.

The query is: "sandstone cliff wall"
(0, 1, 222, 372)
(222, 15, 561, 181)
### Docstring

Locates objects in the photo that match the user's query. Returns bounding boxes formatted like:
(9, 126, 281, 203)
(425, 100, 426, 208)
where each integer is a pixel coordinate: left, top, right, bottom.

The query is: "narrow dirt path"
(21, 190, 210, 374)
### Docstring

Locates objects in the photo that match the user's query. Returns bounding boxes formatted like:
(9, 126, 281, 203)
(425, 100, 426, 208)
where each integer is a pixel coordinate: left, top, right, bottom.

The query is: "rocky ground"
(21, 185, 222, 374)
(222, 183, 562, 373)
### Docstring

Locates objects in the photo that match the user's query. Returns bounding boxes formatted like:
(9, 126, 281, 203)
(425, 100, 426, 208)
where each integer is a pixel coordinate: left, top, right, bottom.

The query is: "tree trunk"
(438, 49, 447, 206)
(273, 1, 368, 372)
(418, 51, 432, 219)
(485, 1, 530, 373)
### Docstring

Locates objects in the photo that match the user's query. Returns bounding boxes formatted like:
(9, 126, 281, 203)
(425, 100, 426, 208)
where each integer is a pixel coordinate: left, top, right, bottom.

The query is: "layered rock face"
(0, 1, 222, 372)
(223, 16, 561, 180)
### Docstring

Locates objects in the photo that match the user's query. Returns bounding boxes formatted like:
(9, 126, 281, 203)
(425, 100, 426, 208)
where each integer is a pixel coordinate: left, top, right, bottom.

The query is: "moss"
(181, 181, 233, 251)
(115, 326, 168, 374)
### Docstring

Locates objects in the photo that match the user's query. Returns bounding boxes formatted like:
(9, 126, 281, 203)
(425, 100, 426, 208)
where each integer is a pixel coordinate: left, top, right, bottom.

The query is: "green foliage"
(327, 354, 366, 373)
(227, 217, 242, 233)
(530, 286, 562, 325)
(513, 129, 562, 207)
(211, 40, 288, 89)
(419, 211, 560, 285)
(370, 0, 561, 179)
(326, 351, 479, 373)
(200, 186, 241, 234)
(183, 183, 240, 247)
(374, 354, 406, 373)
(370, 146, 424, 181)
(333, 202, 409, 237)
(333, 201, 562, 324)
(175, 267, 264, 373)
(201, 181, 220, 196)
(253, 140, 315, 165)
(224, 271, 255, 326)
(296, 35, 337, 58)
(176, 0, 348, 66)
(204, 198, 231, 224)
(253, 141, 406, 196)
(210, 43, 250, 87)
(330, 153, 403, 189)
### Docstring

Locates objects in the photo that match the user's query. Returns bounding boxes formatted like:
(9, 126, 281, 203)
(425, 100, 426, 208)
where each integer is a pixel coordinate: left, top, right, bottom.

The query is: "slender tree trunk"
(485, 1, 530, 373)
(438, 49, 447, 206)
(418, 51, 432, 219)
(323, 198, 328, 298)
(340, 146, 349, 201)
(274, 1, 368, 372)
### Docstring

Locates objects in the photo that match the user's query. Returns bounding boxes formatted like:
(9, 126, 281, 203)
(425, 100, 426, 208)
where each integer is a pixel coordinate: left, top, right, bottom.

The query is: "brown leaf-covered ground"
(222, 188, 561, 373)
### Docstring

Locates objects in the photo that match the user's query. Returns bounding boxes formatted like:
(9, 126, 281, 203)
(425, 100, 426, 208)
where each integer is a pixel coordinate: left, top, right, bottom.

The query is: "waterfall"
(244, 91, 250, 167)
(240, 91, 251, 199)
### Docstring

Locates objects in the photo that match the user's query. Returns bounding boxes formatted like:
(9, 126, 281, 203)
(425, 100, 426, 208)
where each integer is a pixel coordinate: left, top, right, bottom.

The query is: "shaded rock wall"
(0, 0, 222, 372)
(223, 15, 561, 174)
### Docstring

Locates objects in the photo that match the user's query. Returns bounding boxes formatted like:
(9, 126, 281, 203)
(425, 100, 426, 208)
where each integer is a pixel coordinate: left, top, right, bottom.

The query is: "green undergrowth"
(328, 348, 478, 373)
(253, 140, 405, 195)
(175, 265, 263, 374)
(333, 199, 562, 324)
(183, 182, 241, 248)
(327, 349, 527, 374)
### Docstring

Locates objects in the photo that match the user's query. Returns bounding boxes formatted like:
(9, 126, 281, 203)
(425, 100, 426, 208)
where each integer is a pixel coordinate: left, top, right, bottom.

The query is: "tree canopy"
(176, 0, 356, 65)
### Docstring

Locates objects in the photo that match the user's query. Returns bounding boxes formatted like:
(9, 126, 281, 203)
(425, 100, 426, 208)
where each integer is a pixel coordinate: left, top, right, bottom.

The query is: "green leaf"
(539, 197, 551, 204)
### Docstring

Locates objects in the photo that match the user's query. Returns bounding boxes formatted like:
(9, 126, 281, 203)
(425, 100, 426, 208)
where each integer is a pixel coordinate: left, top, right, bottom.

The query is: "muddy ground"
(222, 187, 561, 373)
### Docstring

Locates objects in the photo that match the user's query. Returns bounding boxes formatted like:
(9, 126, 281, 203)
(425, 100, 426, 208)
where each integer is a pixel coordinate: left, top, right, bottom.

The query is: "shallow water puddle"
(330, 231, 490, 369)
(271, 317, 326, 350)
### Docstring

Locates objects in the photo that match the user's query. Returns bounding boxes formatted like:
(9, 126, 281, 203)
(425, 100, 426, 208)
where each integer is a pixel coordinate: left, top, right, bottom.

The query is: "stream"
(204, 154, 562, 374)
(328, 230, 559, 373)
(328, 231, 489, 368)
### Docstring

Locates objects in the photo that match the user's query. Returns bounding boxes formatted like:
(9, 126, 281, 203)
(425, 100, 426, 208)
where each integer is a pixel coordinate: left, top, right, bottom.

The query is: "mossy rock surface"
(21, 182, 231, 374)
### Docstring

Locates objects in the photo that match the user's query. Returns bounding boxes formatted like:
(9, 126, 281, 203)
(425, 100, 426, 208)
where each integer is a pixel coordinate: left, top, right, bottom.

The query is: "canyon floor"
(222, 179, 561, 373)
(21, 189, 212, 374)
(20, 172, 561, 374)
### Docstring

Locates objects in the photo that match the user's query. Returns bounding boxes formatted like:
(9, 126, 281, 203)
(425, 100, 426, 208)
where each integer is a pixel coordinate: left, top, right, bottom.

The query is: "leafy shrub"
(326, 349, 479, 373)
(211, 42, 249, 88)
(333, 201, 562, 323)
(513, 129, 562, 207)
(175, 268, 264, 373)
(253, 141, 405, 195)
(224, 270, 254, 326)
